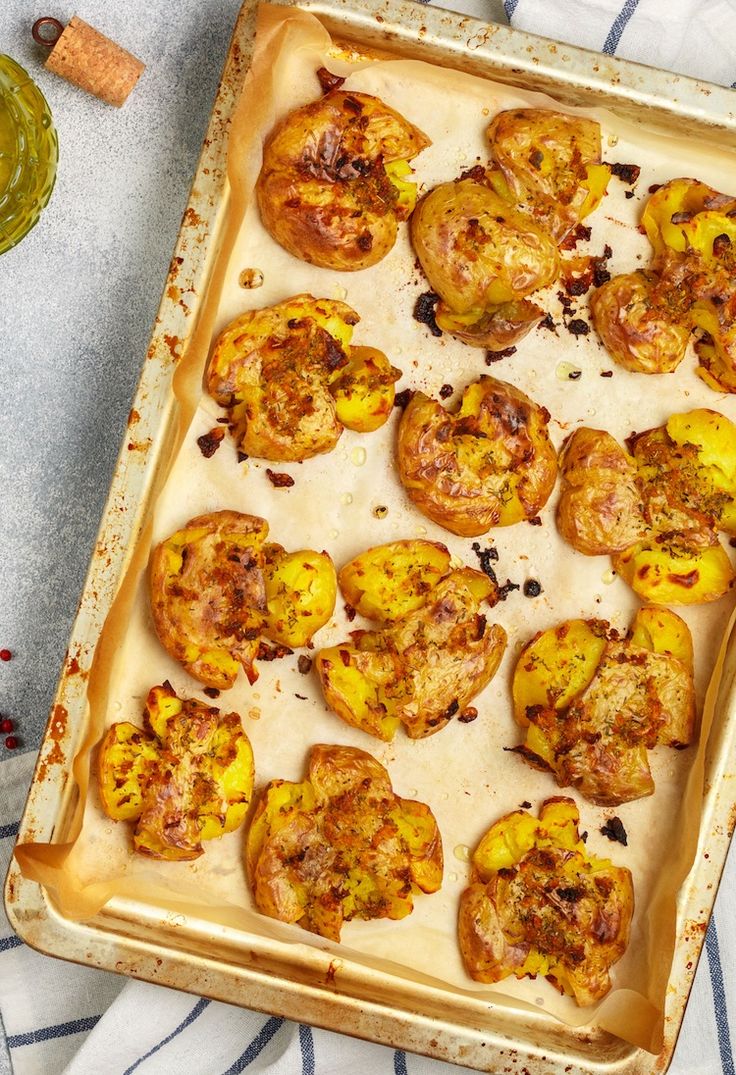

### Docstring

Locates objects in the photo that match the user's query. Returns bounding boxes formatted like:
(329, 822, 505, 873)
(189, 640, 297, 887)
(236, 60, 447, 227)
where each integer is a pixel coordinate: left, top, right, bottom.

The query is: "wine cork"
(42, 16, 145, 107)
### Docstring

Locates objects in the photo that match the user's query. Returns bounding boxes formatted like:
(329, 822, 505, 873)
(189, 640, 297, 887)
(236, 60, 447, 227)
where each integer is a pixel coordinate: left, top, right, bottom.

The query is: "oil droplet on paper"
(556, 361, 582, 382)
(113, 701, 122, 712)
(340, 492, 353, 506)
(351, 446, 367, 466)
(607, 134, 619, 148)
(454, 844, 471, 863)
(329, 528, 339, 540)
(333, 284, 347, 300)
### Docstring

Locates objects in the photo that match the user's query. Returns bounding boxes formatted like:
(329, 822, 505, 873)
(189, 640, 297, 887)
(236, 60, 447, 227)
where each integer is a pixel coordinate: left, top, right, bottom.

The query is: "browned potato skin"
(487, 109, 607, 242)
(397, 376, 557, 537)
(257, 91, 429, 270)
(459, 800, 634, 1006)
(207, 296, 357, 462)
(247, 744, 443, 941)
(411, 179, 560, 315)
(435, 299, 545, 350)
(150, 511, 268, 689)
(557, 428, 647, 555)
(590, 269, 692, 375)
(317, 570, 507, 740)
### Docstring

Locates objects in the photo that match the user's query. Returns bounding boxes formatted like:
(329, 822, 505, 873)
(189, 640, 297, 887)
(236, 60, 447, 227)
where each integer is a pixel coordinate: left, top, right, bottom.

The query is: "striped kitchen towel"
(503, 0, 736, 87)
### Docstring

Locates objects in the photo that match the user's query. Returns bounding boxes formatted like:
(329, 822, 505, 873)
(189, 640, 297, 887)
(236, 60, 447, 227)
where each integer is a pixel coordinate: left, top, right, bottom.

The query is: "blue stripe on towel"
(0, 821, 19, 840)
(122, 998, 210, 1075)
(602, 0, 640, 54)
(222, 1017, 284, 1074)
(0, 936, 23, 952)
(504, 0, 520, 17)
(706, 918, 735, 1075)
(7, 1015, 101, 1048)
(299, 1024, 315, 1075)
(394, 1050, 408, 1075)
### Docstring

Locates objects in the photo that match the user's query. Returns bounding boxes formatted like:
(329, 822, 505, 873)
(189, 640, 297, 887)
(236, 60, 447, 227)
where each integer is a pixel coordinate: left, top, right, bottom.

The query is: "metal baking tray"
(6, 1, 736, 1071)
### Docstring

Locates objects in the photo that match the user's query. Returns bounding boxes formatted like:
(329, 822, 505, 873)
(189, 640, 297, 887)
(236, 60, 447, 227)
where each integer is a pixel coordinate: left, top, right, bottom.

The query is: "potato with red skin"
(316, 545, 506, 740)
(98, 683, 255, 861)
(150, 511, 336, 689)
(487, 109, 611, 243)
(257, 90, 429, 271)
(511, 611, 696, 805)
(246, 744, 442, 941)
(398, 376, 557, 537)
(459, 798, 633, 1006)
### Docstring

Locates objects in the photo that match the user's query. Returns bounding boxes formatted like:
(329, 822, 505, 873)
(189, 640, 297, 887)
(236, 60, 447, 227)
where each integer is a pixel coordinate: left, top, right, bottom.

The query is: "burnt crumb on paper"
(538, 312, 557, 333)
(393, 388, 413, 410)
(257, 641, 294, 662)
(203, 687, 221, 699)
(498, 579, 521, 601)
(520, 800, 532, 809)
(237, 451, 249, 463)
(265, 468, 295, 488)
(559, 223, 592, 251)
(523, 579, 542, 597)
(297, 655, 313, 675)
(485, 346, 517, 364)
(197, 427, 225, 458)
(457, 706, 478, 724)
(567, 318, 591, 337)
(528, 515, 542, 526)
(413, 291, 442, 337)
(471, 541, 499, 581)
(439, 383, 454, 399)
(316, 67, 345, 94)
(600, 816, 628, 846)
(609, 162, 641, 185)
(344, 603, 357, 622)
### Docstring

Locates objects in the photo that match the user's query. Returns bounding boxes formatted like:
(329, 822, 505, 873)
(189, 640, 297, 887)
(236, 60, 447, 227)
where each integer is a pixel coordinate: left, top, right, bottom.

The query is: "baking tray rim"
(5, 1, 736, 1072)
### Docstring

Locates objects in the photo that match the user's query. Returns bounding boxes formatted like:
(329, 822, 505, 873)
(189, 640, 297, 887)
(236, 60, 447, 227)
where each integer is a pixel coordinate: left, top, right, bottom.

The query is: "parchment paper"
(16, 5, 736, 1056)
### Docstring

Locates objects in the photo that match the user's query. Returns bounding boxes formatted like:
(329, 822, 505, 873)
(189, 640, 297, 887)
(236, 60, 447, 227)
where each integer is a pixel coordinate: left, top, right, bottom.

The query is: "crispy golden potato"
(317, 550, 506, 739)
(150, 511, 336, 688)
(256, 90, 430, 270)
(458, 798, 633, 1006)
(595, 178, 736, 390)
(487, 109, 611, 242)
(206, 295, 398, 461)
(411, 180, 559, 346)
(246, 744, 442, 940)
(398, 376, 557, 537)
(98, 683, 255, 860)
(590, 269, 692, 375)
(556, 415, 736, 604)
(511, 611, 696, 805)
(557, 428, 647, 555)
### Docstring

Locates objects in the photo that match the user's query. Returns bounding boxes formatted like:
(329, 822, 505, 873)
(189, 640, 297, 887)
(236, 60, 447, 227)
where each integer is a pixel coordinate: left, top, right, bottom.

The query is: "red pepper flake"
(600, 816, 628, 845)
(413, 291, 442, 337)
(316, 67, 346, 93)
(609, 162, 641, 184)
(4, 736, 18, 750)
(457, 706, 478, 724)
(559, 223, 592, 251)
(265, 468, 295, 488)
(0, 649, 11, 662)
(393, 388, 413, 410)
(297, 655, 313, 675)
(339, 649, 351, 667)
(485, 345, 517, 364)
(0, 718, 13, 733)
(439, 383, 453, 399)
(257, 641, 294, 661)
(197, 427, 225, 458)
(344, 603, 357, 622)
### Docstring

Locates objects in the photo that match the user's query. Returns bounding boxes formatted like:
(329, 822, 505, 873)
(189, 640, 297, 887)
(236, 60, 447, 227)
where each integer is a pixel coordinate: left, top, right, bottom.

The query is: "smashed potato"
(557, 414, 736, 603)
(511, 609, 696, 805)
(256, 90, 430, 270)
(592, 178, 736, 390)
(458, 798, 633, 1006)
(246, 744, 442, 940)
(316, 541, 507, 739)
(411, 180, 560, 347)
(410, 110, 608, 345)
(150, 510, 336, 688)
(207, 295, 400, 461)
(398, 376, 557, 536)
(98, 683, 255, 860)
(487, 109, 611, 243)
